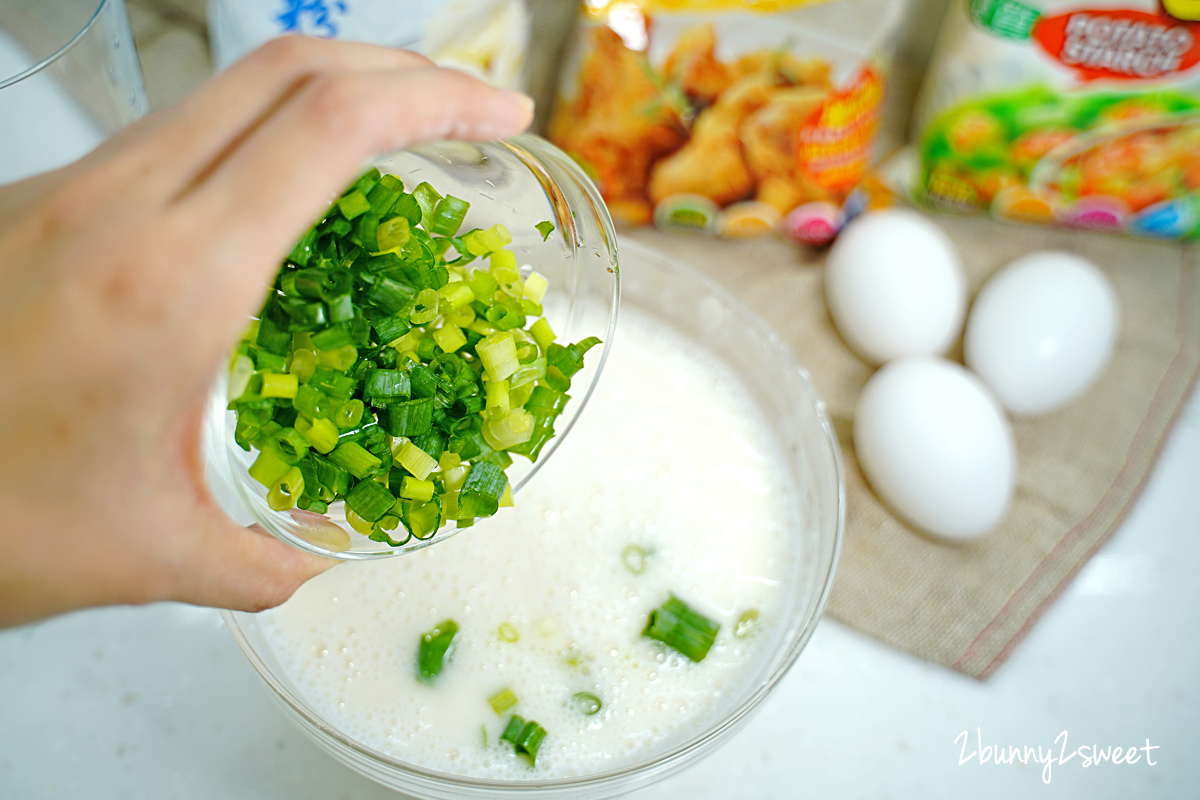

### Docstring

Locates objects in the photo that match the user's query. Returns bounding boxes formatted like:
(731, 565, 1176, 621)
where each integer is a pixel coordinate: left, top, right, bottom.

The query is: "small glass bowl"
(202, 134, 620, 559)
(222, 238, 845, 799)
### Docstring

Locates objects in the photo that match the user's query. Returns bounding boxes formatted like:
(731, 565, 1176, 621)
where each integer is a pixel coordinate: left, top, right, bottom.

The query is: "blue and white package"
(208, 0, 530, 89)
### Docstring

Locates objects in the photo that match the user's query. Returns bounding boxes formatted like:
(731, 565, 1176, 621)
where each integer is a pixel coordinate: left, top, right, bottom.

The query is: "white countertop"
(1, 387, 1196, 798)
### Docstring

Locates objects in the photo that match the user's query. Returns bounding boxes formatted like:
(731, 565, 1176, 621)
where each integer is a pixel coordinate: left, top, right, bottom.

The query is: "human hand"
(0, 37, 534, 627)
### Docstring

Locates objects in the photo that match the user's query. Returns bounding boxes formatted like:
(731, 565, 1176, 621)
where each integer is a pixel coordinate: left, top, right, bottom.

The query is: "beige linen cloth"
(627, 214, 1200, 679)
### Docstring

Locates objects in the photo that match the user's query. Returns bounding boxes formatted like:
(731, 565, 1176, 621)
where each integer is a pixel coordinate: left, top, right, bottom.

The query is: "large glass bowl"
(203, 134, 620, 559)
(223, 238, 844, 799)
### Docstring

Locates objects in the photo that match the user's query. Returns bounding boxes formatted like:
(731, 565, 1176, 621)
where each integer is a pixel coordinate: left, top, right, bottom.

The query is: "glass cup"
(0, 0, 147, 185)
(203, 134, 621, 559)
(222, 237, 844, 799)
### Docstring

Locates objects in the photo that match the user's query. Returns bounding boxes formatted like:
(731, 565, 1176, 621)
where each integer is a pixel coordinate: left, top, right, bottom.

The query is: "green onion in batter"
(417, 619, 459, 684)
(642, 595, 720, 663)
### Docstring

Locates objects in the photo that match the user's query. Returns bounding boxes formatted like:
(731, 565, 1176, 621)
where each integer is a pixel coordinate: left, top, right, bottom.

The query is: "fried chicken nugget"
(661, 23, 733, 103)
(740, 86, 833, 213)
(549, 25, 685, 225)
(648, 73, 776, 207)
(732, 52, 832, 89)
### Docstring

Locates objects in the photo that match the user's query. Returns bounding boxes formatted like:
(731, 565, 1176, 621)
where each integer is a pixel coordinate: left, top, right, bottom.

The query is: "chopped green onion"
(227, 353, 255, 401)
(382, 397, 433, 438)
(482, 409, 534, 450)
(328, 441, 383, 479)
(412, 182, 442, 228)
(458, 462, 507, 519)
(488, 688, 518, 715)
(484, 379, 510, 419)
(499, 715, 546, 766)
(476, 332, 518, 382)
(461, 223, 511, 256)
(396, 440, 438, 481)
(410, 288, 439, 325)
(621, 544, 649, 575)
(523, 272, 549, 304)
(333, 398, 364, 430)
(289, 349, 319, 384)
(497, 623, 519, 642)
(431, 324, 467, 353)
(437, 283, 474, 314)
(430, 195, 469, 237)
(363, 369, 411, 402)
(267, 466, 304, 511)
(337, 190, 371, 220)
(248, 447, 291, 491)
(642, 595, 720, 662)
(734, 609, 760, 639)
(376, 215, 411, 252)
(232, 168, 600, 546)
(417, 619, 458, 684)
(267, 427, 309, 466)
(571, 692, 602, 716)
(295, 415, 339, 454)
(399, 476, 435, 502)
(344, 478, 395, 522)
(317, 344, 357, 371)
(529, 318, 556, 352)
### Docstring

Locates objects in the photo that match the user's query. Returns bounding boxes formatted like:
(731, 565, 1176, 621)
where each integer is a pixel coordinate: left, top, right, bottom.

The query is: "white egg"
(825, 209, 967, 365)
(965, 251, 1119, 416)
(854, 356, 1016, 542)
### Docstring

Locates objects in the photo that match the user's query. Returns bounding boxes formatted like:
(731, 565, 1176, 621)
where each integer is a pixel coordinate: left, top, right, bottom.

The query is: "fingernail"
(501, 90, 535, 115)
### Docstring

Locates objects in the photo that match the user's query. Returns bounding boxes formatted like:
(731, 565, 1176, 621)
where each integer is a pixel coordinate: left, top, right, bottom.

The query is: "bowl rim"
(223, 236, 845, 792)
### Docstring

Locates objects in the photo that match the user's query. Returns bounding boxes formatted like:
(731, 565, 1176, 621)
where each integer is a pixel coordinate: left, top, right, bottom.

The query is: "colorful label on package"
(798, 67, 884, 191)
(971, 0, 1200, 81)
(1033, 9, 1200, 80)
(916, 0, 1200, 240)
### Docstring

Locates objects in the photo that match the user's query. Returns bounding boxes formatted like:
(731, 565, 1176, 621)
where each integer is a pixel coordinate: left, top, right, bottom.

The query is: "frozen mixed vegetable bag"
(915, 0, 1200, 239)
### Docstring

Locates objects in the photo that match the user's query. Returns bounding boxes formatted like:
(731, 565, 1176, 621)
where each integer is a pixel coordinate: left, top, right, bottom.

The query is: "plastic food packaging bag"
(208, 0, 530, 90)
(914, 0, 1200, 239)
(546, 0, 905, 242)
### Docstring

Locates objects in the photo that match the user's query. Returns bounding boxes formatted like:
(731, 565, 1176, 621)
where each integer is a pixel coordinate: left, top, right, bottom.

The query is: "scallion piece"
(523, 271, 550, 304)
(337, 190, 371, 220)
(571, 692, 602, 716)
(328, 441, 382, 479)
(734, 609, 760, 639)
(621, 544, 649, 575)
(267, 467, 304, 511)
(499, 715, 547, 766)
(458, 462, 507, 519)
(430, 195, 469, 237)
(344, 478, 395, 522)
(399, 476, 435, 502)
(642, 595, 720, 662)
(395, 440, 438, 481)
(476, 332, 518, 382)
(417, 619, 458, 684)
(488, 688, 518, 715)
(295, 415, 339, 454)
(382, 397, 433, 438)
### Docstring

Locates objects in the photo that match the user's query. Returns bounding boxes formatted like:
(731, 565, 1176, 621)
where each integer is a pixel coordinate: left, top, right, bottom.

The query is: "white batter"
(260, 308, 801, 779)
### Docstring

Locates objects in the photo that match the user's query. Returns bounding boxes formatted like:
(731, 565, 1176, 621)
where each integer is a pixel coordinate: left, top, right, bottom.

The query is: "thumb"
(174, 510, 340, 613)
